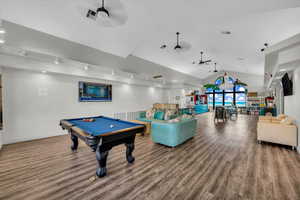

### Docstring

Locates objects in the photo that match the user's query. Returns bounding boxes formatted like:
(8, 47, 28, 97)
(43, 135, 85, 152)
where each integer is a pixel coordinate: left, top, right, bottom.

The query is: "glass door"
(224, 93, 233, 106)
(236, 93, 246, 107)
(215, 93, 223, 107)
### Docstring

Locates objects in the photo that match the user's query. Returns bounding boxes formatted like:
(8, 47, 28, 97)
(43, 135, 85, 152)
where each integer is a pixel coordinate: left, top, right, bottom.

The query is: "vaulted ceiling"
(1, 0, 300, 79)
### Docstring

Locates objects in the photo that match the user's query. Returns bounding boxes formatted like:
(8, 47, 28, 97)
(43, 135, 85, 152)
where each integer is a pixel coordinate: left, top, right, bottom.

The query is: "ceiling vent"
(153, 75, 163, 79)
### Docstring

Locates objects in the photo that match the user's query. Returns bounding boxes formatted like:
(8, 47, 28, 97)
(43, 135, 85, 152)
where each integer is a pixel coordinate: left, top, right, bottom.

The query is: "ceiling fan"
(87, 0, 110, 20)
(160, 32, 191, 52)
(209, 63, 219, 73)
(174, 32, 182, 50)
(84, 0, 128, 27)
(194, 51, 212, 65)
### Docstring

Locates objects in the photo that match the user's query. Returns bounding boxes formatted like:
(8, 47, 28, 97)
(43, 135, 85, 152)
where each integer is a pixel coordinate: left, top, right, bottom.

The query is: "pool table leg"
(96, 147, 109, 177)
(70, 133, 78, 152)
(125, 143, 135, 163)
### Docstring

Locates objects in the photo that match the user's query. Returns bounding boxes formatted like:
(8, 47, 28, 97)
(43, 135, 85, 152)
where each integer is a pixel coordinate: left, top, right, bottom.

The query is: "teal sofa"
(151, 118, 197, 147)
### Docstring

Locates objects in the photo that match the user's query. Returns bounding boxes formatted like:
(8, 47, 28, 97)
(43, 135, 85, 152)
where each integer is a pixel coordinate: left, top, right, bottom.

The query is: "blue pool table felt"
(66, 116, 142, 136)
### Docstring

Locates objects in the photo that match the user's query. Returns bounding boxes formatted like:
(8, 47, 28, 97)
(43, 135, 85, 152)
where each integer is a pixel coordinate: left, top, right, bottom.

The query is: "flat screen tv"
(79, 82, 112, 102)
(281, 73, 293, 96)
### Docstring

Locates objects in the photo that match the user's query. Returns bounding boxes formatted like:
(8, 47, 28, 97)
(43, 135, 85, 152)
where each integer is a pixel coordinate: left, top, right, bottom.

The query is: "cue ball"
(110, 124, 114, 128)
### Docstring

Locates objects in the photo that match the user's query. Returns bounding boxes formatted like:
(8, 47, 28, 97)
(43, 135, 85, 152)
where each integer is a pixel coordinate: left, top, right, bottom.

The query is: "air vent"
(221, 31, 231, 35)
(153, 75, 163, 79)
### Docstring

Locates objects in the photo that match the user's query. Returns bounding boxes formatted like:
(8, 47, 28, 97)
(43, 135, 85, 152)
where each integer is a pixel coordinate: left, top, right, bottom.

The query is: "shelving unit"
(246, 96, 265, 115)
(247, 96, 265, 107)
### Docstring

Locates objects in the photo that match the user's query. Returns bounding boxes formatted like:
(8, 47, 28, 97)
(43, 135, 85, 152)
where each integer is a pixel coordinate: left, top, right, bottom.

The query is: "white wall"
(167, 87, 203, 108)
(167, 88, 188, 108)
(2, 68, 168, 144)
(284, 67, 300, 151)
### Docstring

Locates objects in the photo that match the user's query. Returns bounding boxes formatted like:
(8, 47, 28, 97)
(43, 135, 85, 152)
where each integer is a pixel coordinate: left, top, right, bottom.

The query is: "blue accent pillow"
(154, 111, 165, 120)
(139, 111, 146, 118)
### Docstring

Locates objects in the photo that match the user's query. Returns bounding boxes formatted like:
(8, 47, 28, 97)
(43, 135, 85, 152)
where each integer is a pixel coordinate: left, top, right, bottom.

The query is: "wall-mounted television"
(281, 73, 293, 96)
(79, 82, 112, 102)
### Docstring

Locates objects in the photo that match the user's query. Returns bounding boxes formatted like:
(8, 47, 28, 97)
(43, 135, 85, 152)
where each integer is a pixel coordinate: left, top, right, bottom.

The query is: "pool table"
(60, 116, 145, 177)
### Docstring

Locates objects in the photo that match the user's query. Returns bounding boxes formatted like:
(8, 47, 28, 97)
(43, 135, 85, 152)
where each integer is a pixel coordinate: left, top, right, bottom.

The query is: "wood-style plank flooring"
(1, 113, 300, 200)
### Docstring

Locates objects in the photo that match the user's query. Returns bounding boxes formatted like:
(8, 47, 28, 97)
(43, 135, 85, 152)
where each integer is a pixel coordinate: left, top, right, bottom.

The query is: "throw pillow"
(139, 111, 146, 118)
(277, 114, 287, 120)
(154, 111, 165, 120)
(146, 109, 153, 119)
(280, 117, 293, 125)
(164, 110, 172, 120)
(284, 117, 294, 125)
(151, 108, 157, 118)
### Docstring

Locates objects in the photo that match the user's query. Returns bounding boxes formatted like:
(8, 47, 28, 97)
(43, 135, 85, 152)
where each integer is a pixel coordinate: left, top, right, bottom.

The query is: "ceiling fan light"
(174, 45, 181, 50)
(97, 7, 109, 18)
(96, 0, 109, 18)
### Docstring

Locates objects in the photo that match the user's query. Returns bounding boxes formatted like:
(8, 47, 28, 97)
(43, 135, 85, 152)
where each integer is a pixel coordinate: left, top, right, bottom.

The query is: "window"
(205, 85, 247, 108)
(236, 85, 246, 92)
(236, 93, 246, 107)
(224, 93, 233, 106)
(215, 93, 223, 106)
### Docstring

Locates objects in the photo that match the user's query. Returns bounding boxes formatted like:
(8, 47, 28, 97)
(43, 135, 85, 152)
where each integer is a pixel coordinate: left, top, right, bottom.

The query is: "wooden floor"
(1, 113, 300, 200)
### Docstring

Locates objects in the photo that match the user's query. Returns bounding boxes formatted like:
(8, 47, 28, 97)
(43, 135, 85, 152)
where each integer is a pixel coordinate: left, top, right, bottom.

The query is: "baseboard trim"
(3, 132, 67, 145)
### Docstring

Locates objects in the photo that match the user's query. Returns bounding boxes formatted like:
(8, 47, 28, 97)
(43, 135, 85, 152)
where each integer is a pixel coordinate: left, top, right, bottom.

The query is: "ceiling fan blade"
(203, 60, 212, 63)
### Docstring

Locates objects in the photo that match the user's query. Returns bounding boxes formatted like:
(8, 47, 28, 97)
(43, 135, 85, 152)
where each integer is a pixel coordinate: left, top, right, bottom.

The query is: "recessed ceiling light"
(279, 69, 287, 72)
(54, 57, 60, 65)
(42, 70, 47, 74)
(221, 31, 231, 35)
(84, 65, 89, 71)
(0, 28, 6, 34)
(0, 39, 5, 44)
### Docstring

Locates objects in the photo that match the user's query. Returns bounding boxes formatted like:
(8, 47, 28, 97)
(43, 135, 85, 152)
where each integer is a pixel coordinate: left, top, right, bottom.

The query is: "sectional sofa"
(136, 104, 197, 147)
